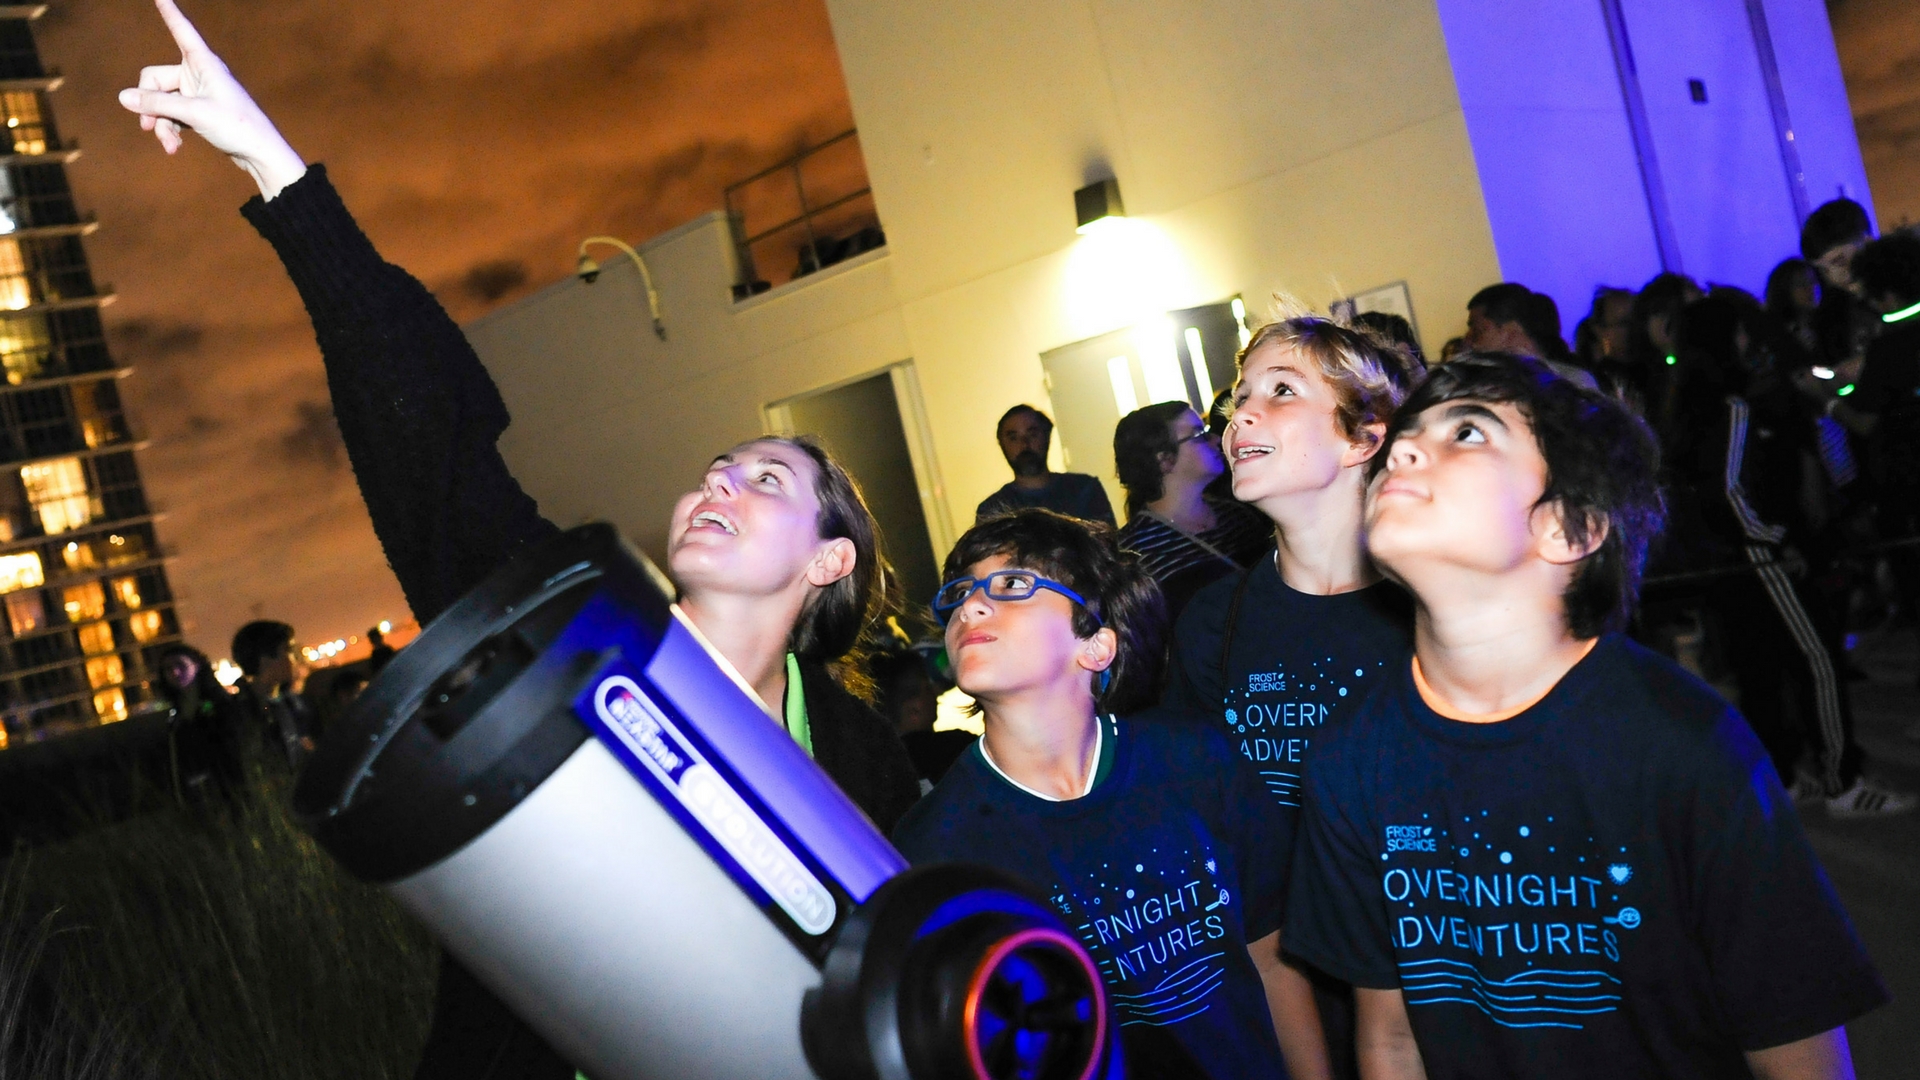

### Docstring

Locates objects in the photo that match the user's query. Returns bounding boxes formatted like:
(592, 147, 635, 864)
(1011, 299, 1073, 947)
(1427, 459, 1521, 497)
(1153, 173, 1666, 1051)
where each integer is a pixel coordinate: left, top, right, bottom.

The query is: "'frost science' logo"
(1386, 825, 1438, 853)
(592, 675, 836, 935)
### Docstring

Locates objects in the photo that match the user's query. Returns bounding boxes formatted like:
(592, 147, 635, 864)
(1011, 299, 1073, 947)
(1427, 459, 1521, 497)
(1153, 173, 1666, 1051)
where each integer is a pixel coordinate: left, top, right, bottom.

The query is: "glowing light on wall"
(1185, 327, 1216, 405)
(1062, 218, 1197, 341)
(1137, 317, 1187, 406)
(214, 658, 242, 687)
(1105, 356, 1138, 416)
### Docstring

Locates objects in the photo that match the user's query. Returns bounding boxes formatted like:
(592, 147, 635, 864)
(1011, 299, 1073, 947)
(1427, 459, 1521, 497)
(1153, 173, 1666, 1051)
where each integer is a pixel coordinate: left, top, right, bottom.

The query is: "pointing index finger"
(153, 0, 212, 57)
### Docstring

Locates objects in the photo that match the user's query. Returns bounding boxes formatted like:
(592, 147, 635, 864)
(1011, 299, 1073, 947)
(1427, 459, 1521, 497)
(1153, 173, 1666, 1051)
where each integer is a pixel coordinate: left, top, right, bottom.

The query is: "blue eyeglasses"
(931, 569, 1101, 625)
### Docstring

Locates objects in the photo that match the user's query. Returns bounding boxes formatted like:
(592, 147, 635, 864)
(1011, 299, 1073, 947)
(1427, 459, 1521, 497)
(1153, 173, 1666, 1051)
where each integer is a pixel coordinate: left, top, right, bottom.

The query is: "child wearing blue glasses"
(893, 508, 1326, 1080)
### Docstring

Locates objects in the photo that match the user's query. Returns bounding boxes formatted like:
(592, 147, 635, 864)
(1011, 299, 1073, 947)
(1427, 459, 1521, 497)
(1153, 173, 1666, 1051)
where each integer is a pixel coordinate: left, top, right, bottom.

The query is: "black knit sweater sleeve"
(240, 166, 559, 624)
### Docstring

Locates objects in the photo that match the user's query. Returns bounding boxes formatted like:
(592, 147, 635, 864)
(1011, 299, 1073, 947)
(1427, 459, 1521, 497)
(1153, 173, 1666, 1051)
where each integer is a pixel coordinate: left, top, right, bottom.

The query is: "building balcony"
(0, 139, 78, 167)
(0, 71, 57, 93)
(0, 288, 115, 316)
(723, 129, 884, 298)
(0, 513, 161, 559)
(0, 433, 147, 472)
(0, 365, 130, 395)
(0, 601, 180, 681)
(2, 212, 95, 240)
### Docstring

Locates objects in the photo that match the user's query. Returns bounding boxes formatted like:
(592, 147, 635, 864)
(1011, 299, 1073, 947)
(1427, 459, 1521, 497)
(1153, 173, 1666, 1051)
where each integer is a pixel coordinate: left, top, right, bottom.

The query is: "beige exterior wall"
(462, 0, 1503, 569)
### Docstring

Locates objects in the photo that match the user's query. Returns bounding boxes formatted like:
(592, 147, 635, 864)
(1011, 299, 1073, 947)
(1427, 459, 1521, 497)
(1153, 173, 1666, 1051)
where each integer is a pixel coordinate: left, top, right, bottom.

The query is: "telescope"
(292, 524, 1120, 1080)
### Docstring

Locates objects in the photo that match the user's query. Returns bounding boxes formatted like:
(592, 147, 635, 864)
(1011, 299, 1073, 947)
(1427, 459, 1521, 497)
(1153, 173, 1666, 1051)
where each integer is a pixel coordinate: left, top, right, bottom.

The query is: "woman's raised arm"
(117, 0, 307, 200)
(118, 0, 559, 623)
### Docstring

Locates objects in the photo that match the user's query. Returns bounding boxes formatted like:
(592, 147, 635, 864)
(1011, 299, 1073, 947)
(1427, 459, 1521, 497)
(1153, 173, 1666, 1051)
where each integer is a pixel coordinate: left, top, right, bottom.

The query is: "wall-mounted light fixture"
(577, 236, 666, 341)
(1074, 178, 1125, 235)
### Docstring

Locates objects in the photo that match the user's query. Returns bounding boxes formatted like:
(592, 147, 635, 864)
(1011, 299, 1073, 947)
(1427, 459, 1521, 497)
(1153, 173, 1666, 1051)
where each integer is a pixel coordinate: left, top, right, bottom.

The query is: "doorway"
(768, 365, 947, 620)
(1038, 298, 1246, 516)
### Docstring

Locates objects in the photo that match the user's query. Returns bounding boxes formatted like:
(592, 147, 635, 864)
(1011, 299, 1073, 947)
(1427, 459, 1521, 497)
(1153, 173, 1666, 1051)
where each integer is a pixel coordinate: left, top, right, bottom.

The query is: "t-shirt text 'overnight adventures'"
(1166, 558, 1412, 810)
(893, 713, 1296, 1080)
(1285, 635, 1887, 1079)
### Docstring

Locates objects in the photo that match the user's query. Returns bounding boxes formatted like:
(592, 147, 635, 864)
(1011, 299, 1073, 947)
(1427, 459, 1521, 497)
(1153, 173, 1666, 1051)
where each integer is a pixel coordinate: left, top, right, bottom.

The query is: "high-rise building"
(0, 6, 179, 746)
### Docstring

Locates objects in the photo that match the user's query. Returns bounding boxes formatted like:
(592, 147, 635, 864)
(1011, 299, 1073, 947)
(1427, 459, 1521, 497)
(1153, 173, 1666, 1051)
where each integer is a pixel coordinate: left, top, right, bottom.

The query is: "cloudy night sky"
(35, 0, 855, 659)
(22, 0, 1920, 662)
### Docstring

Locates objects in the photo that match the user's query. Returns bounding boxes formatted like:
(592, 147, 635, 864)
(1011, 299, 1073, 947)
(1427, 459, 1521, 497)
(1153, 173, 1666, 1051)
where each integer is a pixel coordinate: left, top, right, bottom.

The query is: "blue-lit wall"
(1435, 0, 1874, 340)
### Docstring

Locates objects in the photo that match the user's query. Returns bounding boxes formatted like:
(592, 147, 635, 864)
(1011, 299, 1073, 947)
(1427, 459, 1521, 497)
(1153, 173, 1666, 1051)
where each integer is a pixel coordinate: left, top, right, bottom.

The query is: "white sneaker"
(1825, 777, 1919, 819)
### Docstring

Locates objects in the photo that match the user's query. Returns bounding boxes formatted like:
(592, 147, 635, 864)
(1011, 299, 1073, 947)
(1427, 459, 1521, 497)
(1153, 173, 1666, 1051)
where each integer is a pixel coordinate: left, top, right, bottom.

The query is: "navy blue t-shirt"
(894, 712, 1293, 1080)
(1165, 557, 1413, 812)
(976, 472, 1117, 527)
(1285, 634, 1887, 1079)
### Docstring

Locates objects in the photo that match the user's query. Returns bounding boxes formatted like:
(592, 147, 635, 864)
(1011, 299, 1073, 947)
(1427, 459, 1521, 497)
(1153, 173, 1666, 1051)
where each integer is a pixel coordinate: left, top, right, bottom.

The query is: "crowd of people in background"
(118, 2, 1908, 1072)
(937, 195, 1914, 820)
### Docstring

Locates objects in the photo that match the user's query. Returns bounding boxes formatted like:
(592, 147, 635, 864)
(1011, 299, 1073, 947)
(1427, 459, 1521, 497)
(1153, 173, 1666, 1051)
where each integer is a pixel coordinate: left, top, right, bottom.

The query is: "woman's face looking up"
(668, 440, 843, 602)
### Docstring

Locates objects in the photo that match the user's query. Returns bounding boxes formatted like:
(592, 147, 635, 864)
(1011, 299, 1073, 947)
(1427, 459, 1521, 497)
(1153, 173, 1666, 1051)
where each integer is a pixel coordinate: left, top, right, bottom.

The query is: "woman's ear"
(1158, 449, 1178, 477)
(805, 537, 858, 588)
(1345, 421, 1388, 468)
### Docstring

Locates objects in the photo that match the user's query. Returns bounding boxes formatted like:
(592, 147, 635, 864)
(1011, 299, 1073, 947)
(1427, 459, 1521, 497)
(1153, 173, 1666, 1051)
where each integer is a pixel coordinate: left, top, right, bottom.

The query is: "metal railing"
(722, 129, 883, 299)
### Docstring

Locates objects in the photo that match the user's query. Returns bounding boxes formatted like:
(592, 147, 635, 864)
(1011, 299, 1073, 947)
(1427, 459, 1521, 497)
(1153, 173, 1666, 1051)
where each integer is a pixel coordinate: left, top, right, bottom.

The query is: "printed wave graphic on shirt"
(1397, 957, 1623, 1030)
(1052, 847, 1234, 1028)
(1108, 953, 1228, 1026)
(1224, 656, 1387, 807)
(1381, 812, 1641, 1031)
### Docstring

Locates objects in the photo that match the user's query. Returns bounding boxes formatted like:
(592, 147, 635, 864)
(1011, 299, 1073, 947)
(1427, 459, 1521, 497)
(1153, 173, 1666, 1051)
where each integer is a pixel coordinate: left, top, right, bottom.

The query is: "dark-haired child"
(894, 509, 1325, 1080)
(1284, 353, 1886, 1079)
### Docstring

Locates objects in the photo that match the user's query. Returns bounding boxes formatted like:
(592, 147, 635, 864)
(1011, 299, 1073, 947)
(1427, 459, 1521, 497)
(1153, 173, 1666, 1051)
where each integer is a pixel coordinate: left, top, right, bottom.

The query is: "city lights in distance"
(302, 638, 350, 663)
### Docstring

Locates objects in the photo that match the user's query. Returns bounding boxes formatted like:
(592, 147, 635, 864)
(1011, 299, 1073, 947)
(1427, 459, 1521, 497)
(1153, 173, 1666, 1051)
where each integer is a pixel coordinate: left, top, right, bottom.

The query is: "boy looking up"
(1284, 354, 1886, 1079)
(895, 509, 1325, 1079)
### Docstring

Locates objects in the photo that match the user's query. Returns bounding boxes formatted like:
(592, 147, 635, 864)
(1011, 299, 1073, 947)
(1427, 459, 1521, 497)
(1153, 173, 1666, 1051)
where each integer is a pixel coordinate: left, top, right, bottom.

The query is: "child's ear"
(1076, 627, 1119, 674)
(805, 537, 858, 588)
(1344, 421, 1388, 468)
(1533, 502, 1608, 565)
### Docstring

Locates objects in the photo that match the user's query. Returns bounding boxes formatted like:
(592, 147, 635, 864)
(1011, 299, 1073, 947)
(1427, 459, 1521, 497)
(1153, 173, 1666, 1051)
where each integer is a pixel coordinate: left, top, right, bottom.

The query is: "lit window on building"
(2, 91, 46, 155)
(128, 608, 162, 643)
(85, 653, 122, 690)
(21, 457, 90, 533)
(61, 539, 94, 571)
(0, 550, 41, 593)
(109, 574, 139, 608)
(0, 237, 29, 311)
(4, 589, 40, 634)
(0, 314, 51, 384)
(74, 383, 121, 448)
(78, 619, 112, 655)
(62, 579, 103, 622)
(92, 687, 126, 724)
(104, 531, 145, 565)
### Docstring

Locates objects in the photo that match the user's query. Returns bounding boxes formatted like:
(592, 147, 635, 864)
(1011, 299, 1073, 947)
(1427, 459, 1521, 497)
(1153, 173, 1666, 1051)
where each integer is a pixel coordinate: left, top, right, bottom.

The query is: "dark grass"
(0, 758, 436, 1079)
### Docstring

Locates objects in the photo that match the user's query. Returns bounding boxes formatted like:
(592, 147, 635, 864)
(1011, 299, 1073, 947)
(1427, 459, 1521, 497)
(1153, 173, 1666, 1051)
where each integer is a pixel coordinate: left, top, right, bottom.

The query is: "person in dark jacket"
(119, 4, 920, 1075)
(154, 644, 248, 803)
(1668, 295, 1913, 819)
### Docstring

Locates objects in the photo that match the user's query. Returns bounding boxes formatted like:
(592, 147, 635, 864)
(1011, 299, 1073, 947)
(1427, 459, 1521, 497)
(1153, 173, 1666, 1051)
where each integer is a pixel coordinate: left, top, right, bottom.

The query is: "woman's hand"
(116, 0, 308, 199)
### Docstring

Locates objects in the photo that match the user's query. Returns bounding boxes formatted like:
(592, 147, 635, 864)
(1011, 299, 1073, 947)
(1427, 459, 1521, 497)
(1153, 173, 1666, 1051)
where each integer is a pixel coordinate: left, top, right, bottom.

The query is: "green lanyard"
(783, 652, 813, 757)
